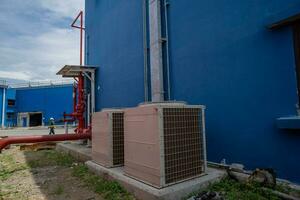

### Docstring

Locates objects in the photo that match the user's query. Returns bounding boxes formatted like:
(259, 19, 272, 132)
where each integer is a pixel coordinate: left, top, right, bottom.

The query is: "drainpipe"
(2, 88, 6, 128)
(149, 0, 164, 102)
(164, 0, 171, 100)
(143, 0, 149, 102)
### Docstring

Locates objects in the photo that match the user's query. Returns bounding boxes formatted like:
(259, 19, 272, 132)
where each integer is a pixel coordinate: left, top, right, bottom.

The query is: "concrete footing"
(86, 161, 226, 200)
(57, 142, 226, 200)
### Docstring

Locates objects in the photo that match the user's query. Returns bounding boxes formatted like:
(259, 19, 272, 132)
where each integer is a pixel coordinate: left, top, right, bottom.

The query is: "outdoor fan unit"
(124, 102, 207, 188)
(92, 109, 124, 168)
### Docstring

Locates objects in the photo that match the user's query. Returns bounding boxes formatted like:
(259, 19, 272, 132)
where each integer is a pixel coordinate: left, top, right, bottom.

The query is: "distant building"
(0, 80, 73, 128)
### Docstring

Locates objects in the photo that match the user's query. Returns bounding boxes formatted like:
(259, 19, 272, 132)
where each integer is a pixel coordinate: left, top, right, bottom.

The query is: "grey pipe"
(164, 0, 171, 100)
(143, 0, 149, 102)
(149, 0, 165, 102)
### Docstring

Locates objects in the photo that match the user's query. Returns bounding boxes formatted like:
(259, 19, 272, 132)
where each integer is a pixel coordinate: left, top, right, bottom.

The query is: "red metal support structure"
(71, 11, 85, 65)
(63, 11, 88, 134)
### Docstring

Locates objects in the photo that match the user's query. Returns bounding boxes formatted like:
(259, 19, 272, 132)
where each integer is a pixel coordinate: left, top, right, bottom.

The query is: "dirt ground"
(0, 146, 104, 200)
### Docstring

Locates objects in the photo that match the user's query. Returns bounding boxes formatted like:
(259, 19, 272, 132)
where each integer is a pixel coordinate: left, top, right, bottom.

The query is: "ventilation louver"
(92, 109, 124, 168)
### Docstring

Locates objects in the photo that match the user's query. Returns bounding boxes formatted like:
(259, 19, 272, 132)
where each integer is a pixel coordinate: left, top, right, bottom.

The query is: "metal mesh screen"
(112, 113, 124, 166)
(163, 107, 204, 184)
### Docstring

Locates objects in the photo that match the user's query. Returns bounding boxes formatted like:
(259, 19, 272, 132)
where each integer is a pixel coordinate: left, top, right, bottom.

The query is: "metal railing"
(9, 80, 74, 88)
(0, 80, 7, 87)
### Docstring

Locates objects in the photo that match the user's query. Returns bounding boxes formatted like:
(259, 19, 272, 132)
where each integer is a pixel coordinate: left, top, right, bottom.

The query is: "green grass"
(0, 153, 28, 199)
(0, 153, 28, 181)
(185, 178, 281, 200)
(72, 164, 135, 200)
(210, 178, 281, 200)
(25, 150, 74, 168)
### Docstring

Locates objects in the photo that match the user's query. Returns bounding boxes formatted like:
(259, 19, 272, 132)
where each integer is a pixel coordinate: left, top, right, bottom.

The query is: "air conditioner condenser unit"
(124, 102, 207, 188)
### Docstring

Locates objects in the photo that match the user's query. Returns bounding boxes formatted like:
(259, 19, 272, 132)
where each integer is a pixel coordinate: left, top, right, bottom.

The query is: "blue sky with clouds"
(0, 0, 84, 82)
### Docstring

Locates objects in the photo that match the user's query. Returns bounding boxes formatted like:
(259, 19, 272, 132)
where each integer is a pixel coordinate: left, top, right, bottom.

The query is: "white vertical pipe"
(2, 88, 6, 128)
(91, 72, 95, 113)
(87, 93, 91, 125)
(149, 0, 164, 102)
(87, 92, 92, 147)
(64, 121, 69, 134)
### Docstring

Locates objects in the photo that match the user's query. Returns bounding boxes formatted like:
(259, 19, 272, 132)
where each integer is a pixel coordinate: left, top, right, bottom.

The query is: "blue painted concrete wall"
(86, 0, 300, 182)
(16, 85, 73, 125)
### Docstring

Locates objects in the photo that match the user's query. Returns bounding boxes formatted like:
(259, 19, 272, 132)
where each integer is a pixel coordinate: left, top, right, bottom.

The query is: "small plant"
(52, 185, 64, 195)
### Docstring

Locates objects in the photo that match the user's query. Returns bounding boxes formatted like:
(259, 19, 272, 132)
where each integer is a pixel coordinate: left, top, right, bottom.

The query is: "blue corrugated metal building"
(0, 82, 73, 128)
(85, 0, 300, 182)
(15, 84, 73, 127)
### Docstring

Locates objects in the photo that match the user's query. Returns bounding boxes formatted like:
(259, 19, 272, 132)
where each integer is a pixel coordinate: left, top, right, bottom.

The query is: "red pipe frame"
(64, 11, 89, 134)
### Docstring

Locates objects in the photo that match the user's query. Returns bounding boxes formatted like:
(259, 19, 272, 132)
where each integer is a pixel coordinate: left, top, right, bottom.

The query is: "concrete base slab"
(86, 161, 226, 200)
(56, 142, 91, 162)
(56, 142, 226, 200)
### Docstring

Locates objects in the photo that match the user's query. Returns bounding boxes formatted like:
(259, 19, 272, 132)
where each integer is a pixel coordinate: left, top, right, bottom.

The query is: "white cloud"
(0, 71, 31, 81)
(0, 0, 85, 82)
(39, 0, 84, 18)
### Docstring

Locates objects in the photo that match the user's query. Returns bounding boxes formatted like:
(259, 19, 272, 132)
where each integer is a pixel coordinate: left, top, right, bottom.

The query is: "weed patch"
(185, 178, 282, 200)
(72, 164, 134, 200)
(25, 150, 74, 168)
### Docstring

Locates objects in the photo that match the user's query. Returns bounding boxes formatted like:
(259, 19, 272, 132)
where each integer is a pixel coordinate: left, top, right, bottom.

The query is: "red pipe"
(80, 11, 83, 65)
(0, 133, 91, 152)
(71, 11, 84, 65)
(64, 11, 87, 134)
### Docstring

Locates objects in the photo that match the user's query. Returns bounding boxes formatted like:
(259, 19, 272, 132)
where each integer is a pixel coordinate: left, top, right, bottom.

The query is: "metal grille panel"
(112, 113, 124, 166)
(163, 107, 204, 184)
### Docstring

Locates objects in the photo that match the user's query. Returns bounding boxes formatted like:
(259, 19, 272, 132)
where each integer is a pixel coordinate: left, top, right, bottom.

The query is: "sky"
(0, 0, 84, 83)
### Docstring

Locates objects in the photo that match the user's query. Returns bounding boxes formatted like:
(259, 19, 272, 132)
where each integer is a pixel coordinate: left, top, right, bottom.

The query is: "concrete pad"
(56, 142, 91, 162)
(86, 161, 226, 200)
(56, 142, 226, 200)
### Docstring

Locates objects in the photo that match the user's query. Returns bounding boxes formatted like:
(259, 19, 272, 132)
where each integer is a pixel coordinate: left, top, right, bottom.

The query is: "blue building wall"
(16, 85, 73, 125)
(85, 0, 145, 110)
(167, 0, 300, 183)
(86, 0, 300, 182)
(5, 89, 17, 126)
